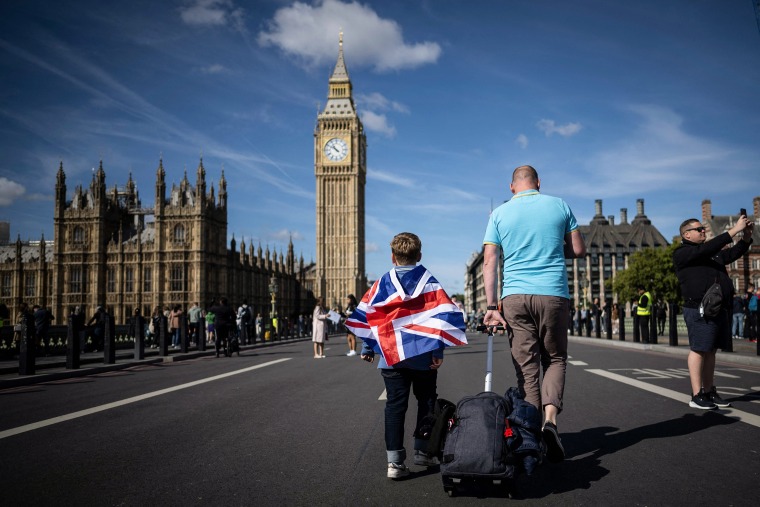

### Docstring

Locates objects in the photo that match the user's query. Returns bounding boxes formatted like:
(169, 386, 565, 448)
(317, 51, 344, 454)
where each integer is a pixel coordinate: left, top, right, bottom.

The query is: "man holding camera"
(673, 213, 753, 410)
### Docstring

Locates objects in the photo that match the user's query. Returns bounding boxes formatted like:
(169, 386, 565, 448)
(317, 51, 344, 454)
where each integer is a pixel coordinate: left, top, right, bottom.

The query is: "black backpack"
(700, 282, 723, 319)
(440, 391, 515, 481)
(417, 398, 456, 459)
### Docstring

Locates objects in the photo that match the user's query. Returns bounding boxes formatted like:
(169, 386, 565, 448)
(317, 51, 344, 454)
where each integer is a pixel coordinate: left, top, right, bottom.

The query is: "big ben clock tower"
(315, 33, 367, 308)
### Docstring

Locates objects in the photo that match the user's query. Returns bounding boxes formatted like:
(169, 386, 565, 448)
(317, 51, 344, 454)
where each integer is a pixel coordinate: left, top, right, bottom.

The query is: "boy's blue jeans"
(381, 368, 437, 464)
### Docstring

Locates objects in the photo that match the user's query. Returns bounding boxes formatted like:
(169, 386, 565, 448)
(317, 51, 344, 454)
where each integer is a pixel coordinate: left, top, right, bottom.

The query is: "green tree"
(611, 244, 681, 304)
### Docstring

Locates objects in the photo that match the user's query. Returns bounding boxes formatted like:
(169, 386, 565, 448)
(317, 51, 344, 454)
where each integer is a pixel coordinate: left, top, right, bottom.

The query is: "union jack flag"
(345, 265, 468, 366)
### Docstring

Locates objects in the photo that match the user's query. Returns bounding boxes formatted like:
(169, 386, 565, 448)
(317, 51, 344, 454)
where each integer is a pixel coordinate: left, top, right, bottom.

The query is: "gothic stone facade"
(701, 197, 760, 292)
(0, 161, 315, 325)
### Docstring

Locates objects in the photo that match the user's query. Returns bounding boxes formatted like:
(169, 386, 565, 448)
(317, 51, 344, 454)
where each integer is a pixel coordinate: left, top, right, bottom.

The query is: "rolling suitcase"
(440, 326, 516, 497)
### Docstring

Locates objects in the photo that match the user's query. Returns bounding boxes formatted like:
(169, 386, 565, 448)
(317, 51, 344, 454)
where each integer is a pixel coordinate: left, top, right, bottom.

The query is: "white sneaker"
(387, 462, 410, 479)
(347, 350, 357, 356)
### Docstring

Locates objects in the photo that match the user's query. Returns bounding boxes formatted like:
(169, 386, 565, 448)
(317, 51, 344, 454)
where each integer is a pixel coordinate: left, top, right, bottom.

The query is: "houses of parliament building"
(0, 36, 367, 324)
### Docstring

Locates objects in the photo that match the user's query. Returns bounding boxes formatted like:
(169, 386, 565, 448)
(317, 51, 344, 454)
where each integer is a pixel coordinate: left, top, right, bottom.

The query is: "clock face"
(324, 138, 348, 162)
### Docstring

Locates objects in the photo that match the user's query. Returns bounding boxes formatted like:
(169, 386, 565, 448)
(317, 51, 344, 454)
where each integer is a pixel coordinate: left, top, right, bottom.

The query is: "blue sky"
(1, 0, 759, 294)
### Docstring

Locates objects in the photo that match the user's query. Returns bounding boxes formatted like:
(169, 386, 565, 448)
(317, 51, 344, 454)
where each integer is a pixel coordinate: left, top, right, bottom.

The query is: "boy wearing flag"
(346, 232, 467, 479)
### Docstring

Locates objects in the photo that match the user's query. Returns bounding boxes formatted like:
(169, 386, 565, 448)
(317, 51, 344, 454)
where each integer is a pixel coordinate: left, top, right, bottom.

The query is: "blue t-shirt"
(483, 190, 578, 299)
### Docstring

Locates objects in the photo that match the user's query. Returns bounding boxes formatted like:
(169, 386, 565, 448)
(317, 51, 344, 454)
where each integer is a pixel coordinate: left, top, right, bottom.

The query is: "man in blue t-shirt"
(482, 165, 586, 464)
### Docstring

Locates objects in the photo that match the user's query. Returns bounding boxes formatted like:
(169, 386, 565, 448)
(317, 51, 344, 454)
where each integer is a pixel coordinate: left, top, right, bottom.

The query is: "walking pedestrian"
(169, 304, 183, 348)
(732, 293, 746, 339)
(312, 298, 328, 358)
(87, 306, 106, 352)
(482, 165, 586, 463)
(188, 302, 201, 345)
(344, 294, 358, 356)
(747, 285, 758, 340)
(33, 304, 54, 355)
(350, 232, 467, 479)
(209, 298, 235, 357)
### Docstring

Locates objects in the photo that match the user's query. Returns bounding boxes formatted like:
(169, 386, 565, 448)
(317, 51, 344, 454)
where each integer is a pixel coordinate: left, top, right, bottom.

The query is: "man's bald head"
(512, 165, 539, 184)
(510, 165, 540, 194)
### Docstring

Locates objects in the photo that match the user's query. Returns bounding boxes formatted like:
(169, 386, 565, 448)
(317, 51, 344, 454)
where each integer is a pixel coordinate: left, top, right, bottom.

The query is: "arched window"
(173, 224, 185, 242)
(73, 226, 84, 244)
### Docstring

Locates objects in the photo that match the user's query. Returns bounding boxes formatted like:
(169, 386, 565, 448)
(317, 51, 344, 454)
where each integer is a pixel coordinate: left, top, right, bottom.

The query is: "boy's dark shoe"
(542, 422, 565, 463)
(413, 450, 438, 467)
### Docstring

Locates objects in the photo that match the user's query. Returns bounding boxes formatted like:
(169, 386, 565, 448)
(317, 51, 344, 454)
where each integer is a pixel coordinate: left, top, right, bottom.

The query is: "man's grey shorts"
(682, 306, 729, 352)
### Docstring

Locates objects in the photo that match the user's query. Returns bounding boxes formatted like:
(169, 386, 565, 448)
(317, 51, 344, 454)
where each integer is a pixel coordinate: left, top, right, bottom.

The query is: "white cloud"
(562, 104, 745, 198)
(179, 0, 245, 31)
(537, 119, 582, 137)
(356, 92, 409, 114)
(268, 229, 304, 242)
(0, 177, 26, 206)
(361, 110, 396, 137)
(257, 0, 441, 72)
(199, 63, 228, 74)
(367, 168, 414, 188)
(516, 133, 528, 149)
(365, 242, 379, 253)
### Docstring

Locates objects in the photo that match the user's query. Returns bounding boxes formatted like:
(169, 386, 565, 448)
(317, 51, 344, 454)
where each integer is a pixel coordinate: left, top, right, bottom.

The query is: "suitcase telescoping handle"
(477, 325, 505, 392)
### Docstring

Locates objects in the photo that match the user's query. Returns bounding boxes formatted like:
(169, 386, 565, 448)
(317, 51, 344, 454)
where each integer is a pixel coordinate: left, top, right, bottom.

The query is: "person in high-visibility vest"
(636, 285, 653, 344)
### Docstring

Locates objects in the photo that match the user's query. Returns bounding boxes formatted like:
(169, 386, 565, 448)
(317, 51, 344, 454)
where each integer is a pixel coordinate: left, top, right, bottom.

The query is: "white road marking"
(587, 369, 760, 429)
(0, 358, 292, 440)
(379, 389, 387, 401)
(713, 370, 741, 379)
(568, 360, 588, 366)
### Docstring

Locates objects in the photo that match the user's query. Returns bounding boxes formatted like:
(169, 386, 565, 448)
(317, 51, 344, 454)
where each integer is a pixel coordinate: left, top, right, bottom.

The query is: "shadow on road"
(514, 411, 736, 498)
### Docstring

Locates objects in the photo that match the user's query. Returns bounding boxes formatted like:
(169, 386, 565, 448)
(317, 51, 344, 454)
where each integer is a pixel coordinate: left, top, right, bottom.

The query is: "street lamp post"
(269, 276, 279, 341)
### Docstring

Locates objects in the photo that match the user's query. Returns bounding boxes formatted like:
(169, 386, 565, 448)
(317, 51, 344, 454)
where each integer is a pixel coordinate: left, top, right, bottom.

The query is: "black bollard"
(721, 308, 733, 352)
(198, 319, 206, 351)
(650, 310, 658, 345)
(18, 320, 35, 376)
(159, 315, 169, 357)
(668, 302, 678, 346)
(180, 314, 189, 353)
(633, 314, 640, 343)
(66, 313, 81, 369)
(103, 313, 115, 364)
(605, 299, 613, 340)
(619, 311, 626, 341)
(134, 314, 145, 360)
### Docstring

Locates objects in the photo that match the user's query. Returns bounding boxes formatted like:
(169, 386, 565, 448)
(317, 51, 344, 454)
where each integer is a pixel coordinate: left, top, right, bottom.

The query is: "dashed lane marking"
(0, 358, 292, 440)
(569, 360, 588, 366)
(379, 389, 387, 401)
(587, 368, 760, 429)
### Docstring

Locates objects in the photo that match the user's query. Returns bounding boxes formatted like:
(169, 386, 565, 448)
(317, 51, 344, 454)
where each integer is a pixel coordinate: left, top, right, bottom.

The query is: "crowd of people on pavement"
(139, 299, 317, 353)
(3, 296, 325, 359)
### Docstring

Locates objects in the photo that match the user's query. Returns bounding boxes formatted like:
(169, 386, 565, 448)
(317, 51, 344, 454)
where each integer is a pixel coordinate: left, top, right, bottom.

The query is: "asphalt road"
(1, 334, 759, 506)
